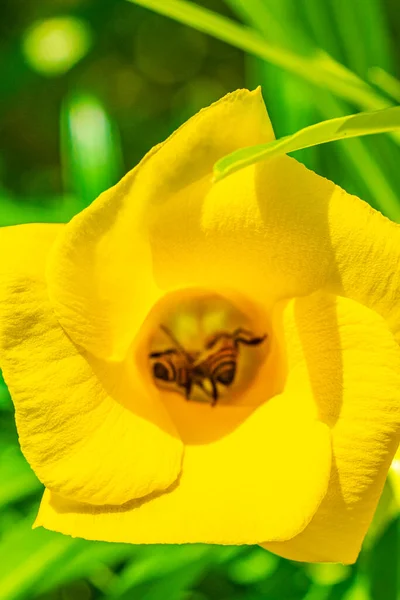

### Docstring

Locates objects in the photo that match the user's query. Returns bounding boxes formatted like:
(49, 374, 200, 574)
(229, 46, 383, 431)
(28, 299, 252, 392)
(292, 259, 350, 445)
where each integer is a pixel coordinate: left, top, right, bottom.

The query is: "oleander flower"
(1, 88, 400, 564)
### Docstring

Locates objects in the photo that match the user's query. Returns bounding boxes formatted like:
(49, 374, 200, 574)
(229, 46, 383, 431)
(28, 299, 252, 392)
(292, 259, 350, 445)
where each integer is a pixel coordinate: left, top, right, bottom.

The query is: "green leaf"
(0, 516, 78, 600)
(126, 0, 388, 111)
(366, 517, 399, 600)
(35, 542, 135, 595)
(214, 105, 400, 181)
(369, 67, 400, 103)
(352, 0, 394, 74)
(311, 94, 400, 222)
(329, 0, 370, 78)
(0, 389, 11, 411)
(227, 0, 319, 171)
(363, 479, 399, 551)
(224, 0, 400, 221)
(0, 374, 11, 412)
(0, 447, 41, 509)
(107, 546, 214, 598)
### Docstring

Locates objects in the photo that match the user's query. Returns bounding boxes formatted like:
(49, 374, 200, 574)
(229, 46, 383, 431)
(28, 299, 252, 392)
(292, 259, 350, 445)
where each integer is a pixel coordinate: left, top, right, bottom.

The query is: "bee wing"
(192, 347, 214, 367)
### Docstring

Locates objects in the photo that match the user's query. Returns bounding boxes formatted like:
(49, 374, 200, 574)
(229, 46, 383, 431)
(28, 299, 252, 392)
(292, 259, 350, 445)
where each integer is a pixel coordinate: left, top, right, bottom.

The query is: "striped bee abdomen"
(150, 347, 197, 391)
(207, 343, 237, 386)
(150, 348, 178, 382)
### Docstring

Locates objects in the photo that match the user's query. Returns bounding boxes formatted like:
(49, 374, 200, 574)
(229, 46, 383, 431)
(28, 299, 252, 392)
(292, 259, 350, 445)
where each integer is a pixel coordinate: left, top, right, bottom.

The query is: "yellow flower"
(1, 88, 400, 564)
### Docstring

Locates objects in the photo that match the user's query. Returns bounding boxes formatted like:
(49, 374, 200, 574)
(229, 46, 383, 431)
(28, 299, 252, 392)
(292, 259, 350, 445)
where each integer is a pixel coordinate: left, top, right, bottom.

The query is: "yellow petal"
(0, 225, 183, 505)
(46, 88, 275, 360)
(133, 132, 400, 359)
(326, 188, 400, 343)
(47, 88, 400, 362)
(201, 156, 400, 341)
(35, 402, 331, 544)
(33, 293, 400, 548)
(264, 293, 400, 563)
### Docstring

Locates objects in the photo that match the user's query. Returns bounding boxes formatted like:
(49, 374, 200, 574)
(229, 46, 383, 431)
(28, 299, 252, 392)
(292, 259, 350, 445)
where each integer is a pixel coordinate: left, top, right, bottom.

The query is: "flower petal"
(263, 292, 400, 563)
(0, 225, 183, 506)
(200, 156, 400, 341)
(326, 187, 400, 343)
(34, 291, 400, 553)
(46, 88, 275, 360)
(35, 402, 331, 544)
(47, 88, 400, 362)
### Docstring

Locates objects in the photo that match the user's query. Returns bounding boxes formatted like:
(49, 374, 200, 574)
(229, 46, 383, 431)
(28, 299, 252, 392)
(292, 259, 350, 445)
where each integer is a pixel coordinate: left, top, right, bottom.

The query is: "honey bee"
(149, 325, 267, 406)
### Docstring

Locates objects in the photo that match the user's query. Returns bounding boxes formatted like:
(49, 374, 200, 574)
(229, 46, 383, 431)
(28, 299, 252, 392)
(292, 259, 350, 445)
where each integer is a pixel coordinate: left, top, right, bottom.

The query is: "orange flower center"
(138, 288, 274, 407)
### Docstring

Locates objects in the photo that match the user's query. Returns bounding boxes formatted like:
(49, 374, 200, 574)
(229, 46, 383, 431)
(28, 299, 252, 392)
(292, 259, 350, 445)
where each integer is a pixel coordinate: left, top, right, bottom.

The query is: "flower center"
(141, 289, 271, 406)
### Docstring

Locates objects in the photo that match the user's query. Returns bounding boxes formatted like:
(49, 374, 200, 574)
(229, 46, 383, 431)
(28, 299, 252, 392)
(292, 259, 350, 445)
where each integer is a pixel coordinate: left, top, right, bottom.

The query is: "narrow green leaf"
(0, 517, 77, 600)
(225, 0, 311, 53)
(300, 0, 344, 62)
(110, 552, 210, 600)
(329, 0, 370, 77)
(353, 0, 394, 74)
(126, 0, 388, 111)
(35, 542, 135, 595)
(228, 0, 320, 172)
(369, 67, 400, 104)
(107, 546, 213, 597)
(223, 1, 400, 221)
(314, 94, 400, 222)
(214, 105, 400, 181)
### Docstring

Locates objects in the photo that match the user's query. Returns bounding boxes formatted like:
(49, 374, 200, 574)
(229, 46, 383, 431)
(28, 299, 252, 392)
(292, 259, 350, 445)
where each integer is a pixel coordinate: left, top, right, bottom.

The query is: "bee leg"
(233, 328, 267, 347)
(210, 379, 219, 407)
(185, 380, 192, 401)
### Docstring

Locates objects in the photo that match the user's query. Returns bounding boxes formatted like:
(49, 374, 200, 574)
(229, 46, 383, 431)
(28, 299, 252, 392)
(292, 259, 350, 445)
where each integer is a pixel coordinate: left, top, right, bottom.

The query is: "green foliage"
(1, 0, 400, 599)
(213, 105, 400, 222)
(127, 0, 389, 110)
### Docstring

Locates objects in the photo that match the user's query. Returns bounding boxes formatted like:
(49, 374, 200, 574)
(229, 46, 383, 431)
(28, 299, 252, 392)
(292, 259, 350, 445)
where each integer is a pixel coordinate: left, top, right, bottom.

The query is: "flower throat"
(145, 290, 268, 406)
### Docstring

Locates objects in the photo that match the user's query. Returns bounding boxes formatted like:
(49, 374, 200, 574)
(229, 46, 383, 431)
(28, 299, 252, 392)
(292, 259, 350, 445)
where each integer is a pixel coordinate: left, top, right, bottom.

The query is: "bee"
(149, 325, 267, 406)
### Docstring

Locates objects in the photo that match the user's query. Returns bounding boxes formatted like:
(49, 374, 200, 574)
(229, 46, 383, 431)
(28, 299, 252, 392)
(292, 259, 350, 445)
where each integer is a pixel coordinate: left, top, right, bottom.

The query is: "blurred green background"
(1, 0, 400, 599)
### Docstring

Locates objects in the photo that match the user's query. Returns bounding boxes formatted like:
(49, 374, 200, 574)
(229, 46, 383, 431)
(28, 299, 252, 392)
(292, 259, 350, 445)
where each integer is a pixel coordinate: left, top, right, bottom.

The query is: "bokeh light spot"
(306, 563, 351, 585)
(228, 548, 279, 584)
(22, 16, 91, 76)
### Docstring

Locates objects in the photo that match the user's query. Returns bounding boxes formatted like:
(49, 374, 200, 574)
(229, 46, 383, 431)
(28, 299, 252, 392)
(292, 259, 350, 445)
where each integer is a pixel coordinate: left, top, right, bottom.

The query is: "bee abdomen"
(209, 347, 237, 386)
(214, 359, 236, 385)
(152, 358, 176, 382)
